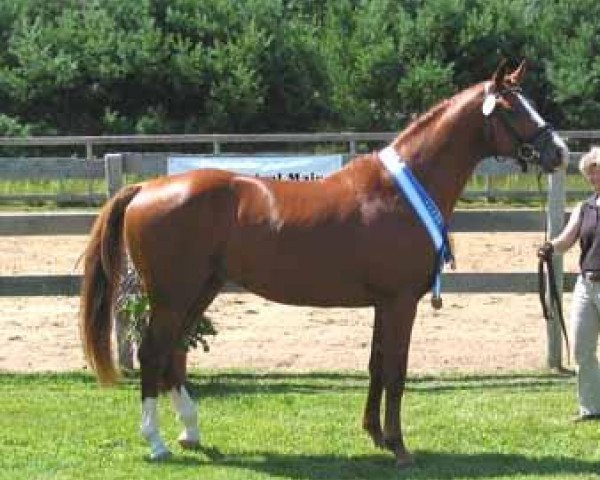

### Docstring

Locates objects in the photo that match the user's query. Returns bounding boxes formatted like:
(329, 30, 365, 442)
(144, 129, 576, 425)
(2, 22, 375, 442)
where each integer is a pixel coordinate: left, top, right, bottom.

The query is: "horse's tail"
(79, 184, 142, 385)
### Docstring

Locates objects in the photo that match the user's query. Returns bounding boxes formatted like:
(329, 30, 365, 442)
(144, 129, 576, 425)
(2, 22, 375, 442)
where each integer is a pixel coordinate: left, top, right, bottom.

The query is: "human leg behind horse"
(570, 277, 600, 417)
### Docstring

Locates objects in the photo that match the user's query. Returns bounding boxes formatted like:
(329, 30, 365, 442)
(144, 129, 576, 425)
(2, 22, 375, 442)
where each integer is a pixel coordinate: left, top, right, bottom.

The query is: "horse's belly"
(238, 276, 373, 307)
(227, 258, 373, 306)
(224, 245, 424, 307)
(224, 234, 375, 306)
(223, 220, 432, 306)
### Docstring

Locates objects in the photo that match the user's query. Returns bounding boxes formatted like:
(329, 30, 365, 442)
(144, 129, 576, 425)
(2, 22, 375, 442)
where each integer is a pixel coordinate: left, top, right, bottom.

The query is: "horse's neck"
(394, 90, 488, 219)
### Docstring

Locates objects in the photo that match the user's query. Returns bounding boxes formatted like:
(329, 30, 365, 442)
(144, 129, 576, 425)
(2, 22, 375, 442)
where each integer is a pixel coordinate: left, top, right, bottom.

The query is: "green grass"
(0, 179, 101, 195)
(0, 371, 598, 479)
(460, 174, 590, 208)
(0, 178, 105, 210)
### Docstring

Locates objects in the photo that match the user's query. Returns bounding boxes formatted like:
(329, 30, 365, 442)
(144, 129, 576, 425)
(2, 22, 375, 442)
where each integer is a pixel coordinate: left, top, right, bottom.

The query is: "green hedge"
(0, 0, 598, 136)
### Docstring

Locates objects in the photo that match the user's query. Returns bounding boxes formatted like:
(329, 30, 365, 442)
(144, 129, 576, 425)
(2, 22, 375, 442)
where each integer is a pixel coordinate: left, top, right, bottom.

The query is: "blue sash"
(379, 146, 454, 303)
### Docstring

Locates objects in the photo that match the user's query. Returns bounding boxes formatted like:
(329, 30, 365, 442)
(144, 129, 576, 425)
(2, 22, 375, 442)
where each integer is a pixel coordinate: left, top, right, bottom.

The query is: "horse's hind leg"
(167, 351, 200, 449)
(363, 306, 385, 447)
(138, 304, 181, 461)
(164, 275, 224, 450)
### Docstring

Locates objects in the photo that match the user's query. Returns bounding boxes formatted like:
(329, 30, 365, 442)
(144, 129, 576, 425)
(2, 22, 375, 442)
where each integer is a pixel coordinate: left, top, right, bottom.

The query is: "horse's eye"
(497, 98, 516, 114)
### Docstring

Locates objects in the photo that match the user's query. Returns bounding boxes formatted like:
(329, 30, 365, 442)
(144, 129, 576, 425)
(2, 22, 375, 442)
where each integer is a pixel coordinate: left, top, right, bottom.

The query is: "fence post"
(348, 140, 357, 157)
(545, 168, 566, 369)
(485, 176, 495, 202)
(104, 153, 134, 370)
(85, 141, 95, 206)
(104, 153, 123, 198)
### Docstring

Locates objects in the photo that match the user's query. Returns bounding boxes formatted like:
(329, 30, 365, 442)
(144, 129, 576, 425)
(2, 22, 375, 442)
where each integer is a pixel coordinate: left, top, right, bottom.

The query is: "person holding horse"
(538, 146, 600, 422)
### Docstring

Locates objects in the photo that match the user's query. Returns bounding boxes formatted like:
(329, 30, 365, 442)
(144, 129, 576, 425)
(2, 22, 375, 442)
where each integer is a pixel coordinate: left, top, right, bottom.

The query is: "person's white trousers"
(570, 275, 600, 415)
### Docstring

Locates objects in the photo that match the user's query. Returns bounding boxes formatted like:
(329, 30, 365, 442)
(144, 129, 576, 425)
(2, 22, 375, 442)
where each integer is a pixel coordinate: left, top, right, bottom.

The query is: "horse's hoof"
(363, 422, 385, 449)
(395, 452, 414, 469)
(368, 432, 385, 449)
(178, 439, 201, 450)
(372, 437, 386, 449)
(149, 448, 172, 462)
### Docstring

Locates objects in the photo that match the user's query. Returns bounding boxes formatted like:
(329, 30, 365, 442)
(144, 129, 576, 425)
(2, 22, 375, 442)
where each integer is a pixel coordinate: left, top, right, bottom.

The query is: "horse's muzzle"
(537, 130, 569, 173)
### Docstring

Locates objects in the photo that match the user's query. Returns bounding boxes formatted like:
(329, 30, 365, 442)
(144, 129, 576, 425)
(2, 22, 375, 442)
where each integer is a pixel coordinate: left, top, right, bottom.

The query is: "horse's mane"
(396, 83, 483, 143)
(339, 99, 457, 174)
(404, 100, 451, 133)
(341, 83, 483, 171)
(394, 100, 451, 145)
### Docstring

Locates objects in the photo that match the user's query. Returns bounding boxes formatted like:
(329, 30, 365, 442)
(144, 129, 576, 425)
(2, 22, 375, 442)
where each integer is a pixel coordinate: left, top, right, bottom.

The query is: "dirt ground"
(0, 232, 582, 374)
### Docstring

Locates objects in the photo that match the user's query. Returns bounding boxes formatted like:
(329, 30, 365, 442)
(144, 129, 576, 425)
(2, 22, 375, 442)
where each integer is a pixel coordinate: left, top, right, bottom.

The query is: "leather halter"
(486, 86, 555, 172)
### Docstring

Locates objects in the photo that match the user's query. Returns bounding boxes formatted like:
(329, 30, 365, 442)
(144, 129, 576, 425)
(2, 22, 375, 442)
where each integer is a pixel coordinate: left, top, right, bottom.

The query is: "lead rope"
(536, 171, 570, 364)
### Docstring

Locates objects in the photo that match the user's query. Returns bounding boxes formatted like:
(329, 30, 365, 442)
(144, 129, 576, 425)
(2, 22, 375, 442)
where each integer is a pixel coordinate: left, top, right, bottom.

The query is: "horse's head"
(481, 60, 569, 173)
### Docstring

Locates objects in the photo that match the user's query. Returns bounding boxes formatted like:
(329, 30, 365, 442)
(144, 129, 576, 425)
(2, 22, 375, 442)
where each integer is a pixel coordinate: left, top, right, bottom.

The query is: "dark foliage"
(0, 0, 598, 136)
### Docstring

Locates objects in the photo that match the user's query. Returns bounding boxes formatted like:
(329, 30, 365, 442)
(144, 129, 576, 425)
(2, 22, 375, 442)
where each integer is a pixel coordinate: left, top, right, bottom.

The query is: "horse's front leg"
(380, 296, 417, 468)
(363, 305, 384, 447)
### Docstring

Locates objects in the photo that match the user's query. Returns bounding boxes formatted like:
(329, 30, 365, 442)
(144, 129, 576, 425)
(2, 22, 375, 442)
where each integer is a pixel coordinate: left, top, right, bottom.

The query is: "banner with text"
(167, 154, 344, 181)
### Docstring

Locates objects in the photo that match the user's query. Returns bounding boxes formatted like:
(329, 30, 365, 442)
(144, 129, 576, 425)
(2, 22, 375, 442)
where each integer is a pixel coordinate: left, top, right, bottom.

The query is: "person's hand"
(537, 241, 554, 261)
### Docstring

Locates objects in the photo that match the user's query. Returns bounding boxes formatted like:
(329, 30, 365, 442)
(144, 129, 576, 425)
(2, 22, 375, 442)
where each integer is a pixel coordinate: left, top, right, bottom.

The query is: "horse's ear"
(492, 58, 509, 89)
(507, 59, 527, 85)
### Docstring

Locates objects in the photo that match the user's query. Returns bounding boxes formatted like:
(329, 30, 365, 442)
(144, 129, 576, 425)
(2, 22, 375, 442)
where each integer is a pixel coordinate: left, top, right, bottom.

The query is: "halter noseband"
(486, 86, 554, 172)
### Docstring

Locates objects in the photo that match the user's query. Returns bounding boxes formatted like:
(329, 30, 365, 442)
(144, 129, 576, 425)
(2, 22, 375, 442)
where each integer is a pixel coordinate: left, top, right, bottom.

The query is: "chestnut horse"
(80, 61, 568, 466)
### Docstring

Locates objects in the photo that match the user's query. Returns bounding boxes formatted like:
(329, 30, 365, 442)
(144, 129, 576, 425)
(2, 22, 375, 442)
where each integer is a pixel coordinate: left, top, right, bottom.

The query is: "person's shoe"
(572, 413, 600, 422)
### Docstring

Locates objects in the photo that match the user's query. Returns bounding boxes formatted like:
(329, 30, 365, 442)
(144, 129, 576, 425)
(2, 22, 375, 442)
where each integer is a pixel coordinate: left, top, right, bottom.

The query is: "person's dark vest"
(579, 194, 600, 272)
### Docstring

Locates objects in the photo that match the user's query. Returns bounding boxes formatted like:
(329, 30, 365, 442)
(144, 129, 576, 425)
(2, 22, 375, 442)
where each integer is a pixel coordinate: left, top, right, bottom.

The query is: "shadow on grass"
(182, 371, 575, 399)
(150, 447, 600, 479)
(0, 371, 99, 385)
(0, 370, 575, 398)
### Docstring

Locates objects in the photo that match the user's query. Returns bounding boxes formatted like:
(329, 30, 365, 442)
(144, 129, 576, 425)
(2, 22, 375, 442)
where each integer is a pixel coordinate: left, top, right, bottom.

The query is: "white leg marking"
(170, 386, 200, 447)
(141, 397, 171, 460)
